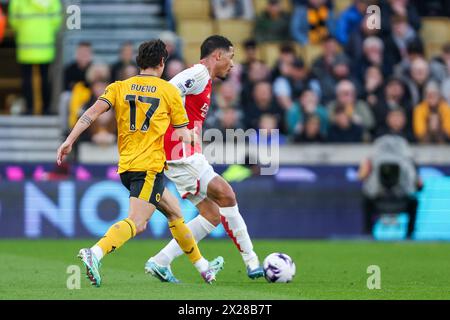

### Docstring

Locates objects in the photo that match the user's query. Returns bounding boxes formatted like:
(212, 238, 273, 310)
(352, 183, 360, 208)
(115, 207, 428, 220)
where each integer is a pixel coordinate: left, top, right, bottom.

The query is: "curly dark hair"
(136, 39, 168, 70)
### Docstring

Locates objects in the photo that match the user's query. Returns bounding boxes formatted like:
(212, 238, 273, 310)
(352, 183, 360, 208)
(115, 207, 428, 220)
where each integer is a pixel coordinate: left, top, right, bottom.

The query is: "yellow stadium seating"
(177, 19, 215, 44)
(301, 44, 323, 67)
(172, 0, 211, 20)
(183, 42, 202, 66)
(253, 0, 292, 15)
(334, 0, 352, 14)
(259, 42, 282, 67)
(420, 17, 450, 44)
(214, 20, 254, 45)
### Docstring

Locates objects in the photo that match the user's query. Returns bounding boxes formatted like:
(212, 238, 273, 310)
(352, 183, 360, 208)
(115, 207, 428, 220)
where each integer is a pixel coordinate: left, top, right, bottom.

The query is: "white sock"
(220, 204, 258, 267)
(194, 257, 209, 273)
(90, 245, 104, 261)
(152, 215, 215, 267)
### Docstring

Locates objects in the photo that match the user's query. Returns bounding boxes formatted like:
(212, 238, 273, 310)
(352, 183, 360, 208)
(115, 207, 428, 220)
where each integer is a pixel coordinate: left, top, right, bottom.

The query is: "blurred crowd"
(199, 0, 450, 145)
(3, 0, 449, 146)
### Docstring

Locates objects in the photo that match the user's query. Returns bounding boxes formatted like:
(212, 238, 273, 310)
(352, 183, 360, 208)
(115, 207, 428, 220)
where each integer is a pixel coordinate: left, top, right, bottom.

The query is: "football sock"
(154, 215, 215, 267)
(93, 218, 136, 261)
(168, 217, 204, 268)
(219, 204, 258, 266)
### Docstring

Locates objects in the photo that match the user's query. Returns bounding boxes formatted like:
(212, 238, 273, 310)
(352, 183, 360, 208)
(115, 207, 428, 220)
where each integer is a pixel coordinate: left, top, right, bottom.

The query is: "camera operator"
(358, 135, 423, 239)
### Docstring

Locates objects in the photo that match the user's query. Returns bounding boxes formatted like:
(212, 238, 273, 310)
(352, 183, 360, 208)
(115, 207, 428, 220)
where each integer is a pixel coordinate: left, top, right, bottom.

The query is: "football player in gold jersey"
(56, 40, 224, 286)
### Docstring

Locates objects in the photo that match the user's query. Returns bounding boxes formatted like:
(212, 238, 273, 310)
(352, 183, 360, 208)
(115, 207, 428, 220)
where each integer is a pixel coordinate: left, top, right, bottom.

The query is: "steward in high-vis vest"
(9, 0, 62, 115)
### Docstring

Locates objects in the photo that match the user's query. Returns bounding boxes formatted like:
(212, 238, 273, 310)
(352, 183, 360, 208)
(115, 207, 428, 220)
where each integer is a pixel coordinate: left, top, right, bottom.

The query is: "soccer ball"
(263, 252, 296, 283)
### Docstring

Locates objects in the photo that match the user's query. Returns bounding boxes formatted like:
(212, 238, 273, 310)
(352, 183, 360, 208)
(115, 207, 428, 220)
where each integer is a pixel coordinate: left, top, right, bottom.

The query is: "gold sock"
(168, 218, 202, 264)
(96, 218, 136, 255)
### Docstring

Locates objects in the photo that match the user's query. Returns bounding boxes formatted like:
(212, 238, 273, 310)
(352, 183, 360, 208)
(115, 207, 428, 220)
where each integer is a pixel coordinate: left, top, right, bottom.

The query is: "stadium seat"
(334, 0, 352, 14)
(253, 0, 292, 15)
(172, 0, 211, 20)
(177, 19, 215, 44)
(259, 42, 282, 67)
(425, 42, 445, 60)
(214, 20, 254, 45)
(183, 42, 202, 66)
(301, 44, 324, 67)
(420, 17, 450, 44)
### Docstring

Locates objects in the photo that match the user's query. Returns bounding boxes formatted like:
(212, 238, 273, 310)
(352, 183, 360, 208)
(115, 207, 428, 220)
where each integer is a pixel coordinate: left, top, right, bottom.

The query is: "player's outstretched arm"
(56, 100, 110, 165)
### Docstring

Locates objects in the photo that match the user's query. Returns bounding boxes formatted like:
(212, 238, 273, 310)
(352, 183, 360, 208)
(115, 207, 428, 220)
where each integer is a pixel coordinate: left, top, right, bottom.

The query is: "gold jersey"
(99, 74, 189, 174)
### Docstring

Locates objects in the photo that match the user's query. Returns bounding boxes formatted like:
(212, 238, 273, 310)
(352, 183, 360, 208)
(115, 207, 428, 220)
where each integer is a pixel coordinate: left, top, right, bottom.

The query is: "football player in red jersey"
(145, 35, 264, 282)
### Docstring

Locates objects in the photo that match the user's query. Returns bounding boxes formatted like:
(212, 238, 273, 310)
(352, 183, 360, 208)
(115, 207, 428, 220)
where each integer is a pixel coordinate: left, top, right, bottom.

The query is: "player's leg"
(79, 171, 163, 286)
(147, 188, 224, 283)
(206, 175, 264, 279)
(149, 198, 220, 271)
(79, 195, 156, 287)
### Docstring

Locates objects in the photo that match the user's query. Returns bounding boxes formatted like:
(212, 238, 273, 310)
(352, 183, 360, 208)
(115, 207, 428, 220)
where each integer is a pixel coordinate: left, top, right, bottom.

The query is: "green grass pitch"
(0, 239, 449, 300)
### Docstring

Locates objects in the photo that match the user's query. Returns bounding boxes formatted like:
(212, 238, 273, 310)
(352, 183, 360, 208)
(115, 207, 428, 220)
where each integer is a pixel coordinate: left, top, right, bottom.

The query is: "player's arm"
(56, 100, 110, 165)
(169, 64, 210, 98)
(169, 85, 197, 146)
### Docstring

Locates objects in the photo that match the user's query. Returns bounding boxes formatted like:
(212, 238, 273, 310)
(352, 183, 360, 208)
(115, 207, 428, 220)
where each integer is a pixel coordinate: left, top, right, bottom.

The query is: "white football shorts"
(165, 153, 218, 206)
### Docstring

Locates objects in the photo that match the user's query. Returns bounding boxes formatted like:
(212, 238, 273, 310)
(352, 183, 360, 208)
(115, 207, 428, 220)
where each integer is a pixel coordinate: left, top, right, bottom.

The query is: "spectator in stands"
(250, 113, 287, 145)
(404, 58, 433, 107)
(413, 81, 450, 144)
(68, 63, 110, 129)
(214, 107, 245, 134)
(270, 42, 297, 80)
(245, 81, 283, 131)
(311, 36, 346, 81)
(64, 42, 93, 91)
(383, 15, 419, 68)
(79, 80, 116, 146)
(286, 89, 328, 138)
(293, 114, 325, 143)
(380, 0, 421, 37)
(376, 108, 415, 142)
(159, 30, 183, 64)
(328, 80, 374, 136)
(273, 57, 321, 110)
(254, 0, 291, 43)
(335, 0, 370, 46)
(355, 36, 392, 82)
(392, 37, 425, 79)
(9, 0, 62, 115)
(290, 0, 335, 45)
(363, 66, 384, 112)
(373, 76, 412, 132)
(327, 104, 364, 143)
(211, 0, 254, 20)
(241, 60, 271, 111)
(411, 0, 450, 16)
(345, 14, 381, 63)
(117, 64, 138, 81)
(163, 58, 185, 81)
(111, 42, 137, 82)
(430, 43, 450, 84)
(207, 81, 242, 129)
(319, 55, 361, 104)
(239, 39, 259, 85)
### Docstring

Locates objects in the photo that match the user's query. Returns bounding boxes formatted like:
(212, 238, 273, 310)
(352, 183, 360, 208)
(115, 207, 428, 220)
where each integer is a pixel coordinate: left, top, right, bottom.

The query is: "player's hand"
(56, 140, 72, 166)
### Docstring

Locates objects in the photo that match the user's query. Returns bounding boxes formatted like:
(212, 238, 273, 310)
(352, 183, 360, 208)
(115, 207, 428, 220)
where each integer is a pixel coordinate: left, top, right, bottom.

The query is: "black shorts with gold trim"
(120, 170, 164, 206)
